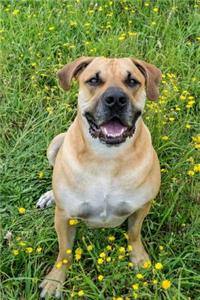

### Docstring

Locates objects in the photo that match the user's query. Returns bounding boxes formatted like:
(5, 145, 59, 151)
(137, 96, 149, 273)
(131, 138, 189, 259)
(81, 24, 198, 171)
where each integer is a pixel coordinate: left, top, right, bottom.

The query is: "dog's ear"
(57, 57, 94, 91)
(131, 59, 162, 100)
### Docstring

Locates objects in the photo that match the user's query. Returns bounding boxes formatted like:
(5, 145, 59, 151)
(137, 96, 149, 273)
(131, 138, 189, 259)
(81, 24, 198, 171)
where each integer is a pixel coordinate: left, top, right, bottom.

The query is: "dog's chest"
(57, 169, 152, 228)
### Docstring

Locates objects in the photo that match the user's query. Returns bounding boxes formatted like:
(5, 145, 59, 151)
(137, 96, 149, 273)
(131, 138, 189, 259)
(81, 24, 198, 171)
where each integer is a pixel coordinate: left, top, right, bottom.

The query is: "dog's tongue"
(101, 119, 127, 137)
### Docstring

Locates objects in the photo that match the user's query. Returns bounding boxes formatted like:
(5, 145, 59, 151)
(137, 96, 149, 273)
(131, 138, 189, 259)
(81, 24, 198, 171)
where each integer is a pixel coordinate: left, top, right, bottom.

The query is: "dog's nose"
(103, 87, 128, 108)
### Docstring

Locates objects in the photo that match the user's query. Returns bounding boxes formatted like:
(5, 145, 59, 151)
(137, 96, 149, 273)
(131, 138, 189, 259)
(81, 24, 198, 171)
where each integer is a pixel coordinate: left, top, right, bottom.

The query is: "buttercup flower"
(69, 219, 79, 225)
(78, 290, 84, 297)
(36, 247, 42, 253)
(26, 247, 33, 254)
(100, 252, 106, 258)
(56, 261, 62, 269)
(86, 244, 93, 251)
(136, 273, 144, 279)
(66, 248, 72, 255)
(108, 235, 115, 241)
(132, 283, 139, 290)
(97, 258, 104, 265)
(187, 170, 195, 176)
(155, 262, 163, 270)
(162, 279, 171, 289)
(12, 249, 19, 256)
(98, 274, 104, 281)
(106, 257, 111, 262)
(143, 260, 151, 269)
(18, 207, 26, 214)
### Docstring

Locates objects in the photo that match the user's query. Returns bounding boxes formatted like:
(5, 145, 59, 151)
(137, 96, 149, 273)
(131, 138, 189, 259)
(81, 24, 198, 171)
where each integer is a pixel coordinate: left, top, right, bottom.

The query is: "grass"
(0, 0, 200, 299)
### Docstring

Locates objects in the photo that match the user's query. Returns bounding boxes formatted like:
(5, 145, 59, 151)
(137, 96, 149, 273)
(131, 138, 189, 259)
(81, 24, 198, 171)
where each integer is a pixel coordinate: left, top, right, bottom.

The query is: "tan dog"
(37, 57, 161, 298)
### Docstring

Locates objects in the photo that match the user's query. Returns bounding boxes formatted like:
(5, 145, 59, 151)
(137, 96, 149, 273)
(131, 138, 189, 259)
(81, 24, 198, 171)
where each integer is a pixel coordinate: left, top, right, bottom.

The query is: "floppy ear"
(57, 56, 95, 91)
(132, 59, 162, 100)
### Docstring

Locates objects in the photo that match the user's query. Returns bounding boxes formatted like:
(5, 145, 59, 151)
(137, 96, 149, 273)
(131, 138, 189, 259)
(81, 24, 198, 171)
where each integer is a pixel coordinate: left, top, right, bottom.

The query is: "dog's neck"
(73, 110, 146, 160)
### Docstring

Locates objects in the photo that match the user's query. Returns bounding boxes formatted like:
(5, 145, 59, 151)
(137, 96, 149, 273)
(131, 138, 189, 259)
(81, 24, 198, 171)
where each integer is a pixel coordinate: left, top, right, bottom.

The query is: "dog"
(37, 57, 162, 298)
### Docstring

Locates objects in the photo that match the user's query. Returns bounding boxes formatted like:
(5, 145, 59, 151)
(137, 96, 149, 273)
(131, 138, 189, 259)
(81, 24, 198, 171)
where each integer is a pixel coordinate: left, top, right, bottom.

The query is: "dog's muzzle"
(84, 87, 142, 146)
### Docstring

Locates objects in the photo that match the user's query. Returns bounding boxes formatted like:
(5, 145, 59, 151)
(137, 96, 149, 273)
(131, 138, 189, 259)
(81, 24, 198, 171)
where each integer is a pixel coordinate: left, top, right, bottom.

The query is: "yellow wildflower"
(36, 247, 42, 253)
(19, 241, 26, 247)
(46, 107, 53, 114)
(155, 262, 163, 270)
(192, 135, 200, 143)
(18, 207, 26, 214)
(161, 279, 171, 290)
(78, 290, 84, 297)
(169, 117, 175, 122)
(127, 245, 133, 251)
(128, 32, 137, 37)
(133, 292, 138, 299)
(106, 245, 112, 251)
(162, 136, 169, 141)
(136, 273, 144, 279)
(75, 254, 81, 261)
(38, 171, 44, 178)
(187, 170, 195, 176)
(69, 219, 79, 225)
(159, 245, 164, 251)
(63, 259, 68, 264)
(118, 255, 124, 260)
(153, 7, 159, 12)
(194, 164, 200, 172)
(185, 124, 191, 129)
(87, 244, 94, 251)
(180, 95, 186, 100)
(66, 248, 72, 255)
(26, 247, 33, 253)
(153, 279, 158, 284)
(97, 258, 104, 264)
(12, 249, 19, 256)
(75, 248, 82, 255)
(100, 252, 106, 258)
(108, 235, 115, 241)
(143, 260, 151, 269)
(48, 26, 55, 31)
(106, 257, 111, 262)
(98, 274, 104, 281)
(118, 247, 126, 254)
(12, 9, 20, 16)
(132, 283, 139, 290)
(71, 291, 75, 297)
(56, 261, 62, 269)
(128, 262, 133, 267)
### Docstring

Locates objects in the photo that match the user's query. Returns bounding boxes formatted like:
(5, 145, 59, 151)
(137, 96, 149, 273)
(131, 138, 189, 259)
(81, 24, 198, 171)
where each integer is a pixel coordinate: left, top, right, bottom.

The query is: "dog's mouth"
(85, 113, 136, 145)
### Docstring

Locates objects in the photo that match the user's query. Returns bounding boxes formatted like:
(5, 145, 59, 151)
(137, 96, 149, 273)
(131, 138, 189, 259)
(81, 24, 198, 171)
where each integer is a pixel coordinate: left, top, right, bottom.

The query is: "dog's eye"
(86, 74, 102, 86)
(126, 74, 140, 88)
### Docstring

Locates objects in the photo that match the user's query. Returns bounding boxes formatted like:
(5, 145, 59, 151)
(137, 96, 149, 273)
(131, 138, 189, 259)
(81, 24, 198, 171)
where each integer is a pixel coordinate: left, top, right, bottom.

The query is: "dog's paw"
(129, 248, 149, 268)
(39, 268, 65, 299)
(36, 190, 54, 209)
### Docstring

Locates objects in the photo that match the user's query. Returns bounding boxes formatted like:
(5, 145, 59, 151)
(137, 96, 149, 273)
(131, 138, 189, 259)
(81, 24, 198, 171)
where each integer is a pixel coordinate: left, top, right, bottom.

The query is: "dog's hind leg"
(36, 133, 66, 209)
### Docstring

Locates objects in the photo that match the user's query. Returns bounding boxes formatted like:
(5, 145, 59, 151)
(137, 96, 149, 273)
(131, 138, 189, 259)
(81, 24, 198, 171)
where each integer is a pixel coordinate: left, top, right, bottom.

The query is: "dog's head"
(57, 57, 162, 146)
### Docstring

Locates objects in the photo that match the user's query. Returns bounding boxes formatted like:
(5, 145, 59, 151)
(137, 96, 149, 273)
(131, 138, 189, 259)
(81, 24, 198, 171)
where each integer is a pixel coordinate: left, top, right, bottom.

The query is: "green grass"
(0, 0, 200, 299)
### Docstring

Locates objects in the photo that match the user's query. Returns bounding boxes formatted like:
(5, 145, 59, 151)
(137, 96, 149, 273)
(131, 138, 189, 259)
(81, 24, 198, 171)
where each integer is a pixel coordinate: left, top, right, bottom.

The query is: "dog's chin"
(84, 113, 136, 146)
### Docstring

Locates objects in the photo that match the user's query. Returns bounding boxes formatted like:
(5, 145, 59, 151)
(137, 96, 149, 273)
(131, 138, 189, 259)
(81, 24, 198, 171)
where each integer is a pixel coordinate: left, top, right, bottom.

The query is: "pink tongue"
(101, 120, 127, 137)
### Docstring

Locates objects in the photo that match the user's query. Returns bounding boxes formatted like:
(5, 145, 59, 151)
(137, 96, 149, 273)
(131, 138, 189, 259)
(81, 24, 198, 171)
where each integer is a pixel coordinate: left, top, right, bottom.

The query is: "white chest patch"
(55, 168, 153, 228)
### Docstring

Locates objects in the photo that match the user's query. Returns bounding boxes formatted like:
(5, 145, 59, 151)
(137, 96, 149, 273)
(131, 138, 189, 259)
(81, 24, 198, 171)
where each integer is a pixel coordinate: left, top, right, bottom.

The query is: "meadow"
(0, 0, 200, 299)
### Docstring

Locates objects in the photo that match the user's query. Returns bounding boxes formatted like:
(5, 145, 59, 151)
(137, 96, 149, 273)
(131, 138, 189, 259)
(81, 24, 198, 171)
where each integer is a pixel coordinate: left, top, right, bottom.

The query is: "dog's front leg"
(39, 206, 76, 298)
(128, 202, 151, 267)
